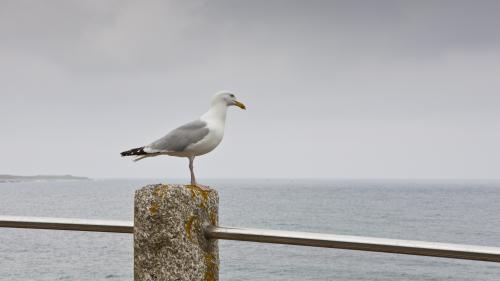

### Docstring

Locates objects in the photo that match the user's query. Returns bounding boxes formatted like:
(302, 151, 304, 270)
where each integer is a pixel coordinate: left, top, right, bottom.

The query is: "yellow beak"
(234, 100, 246, 110)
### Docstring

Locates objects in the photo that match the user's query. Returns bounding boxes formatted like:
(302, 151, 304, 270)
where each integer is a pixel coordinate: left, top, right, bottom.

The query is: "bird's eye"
(229, 94, 235, 98)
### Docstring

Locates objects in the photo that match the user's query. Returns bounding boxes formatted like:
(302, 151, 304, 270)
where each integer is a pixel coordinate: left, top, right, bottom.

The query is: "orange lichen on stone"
(204, 252, 218, 281)
(185, 185, 212, 209)
(185, 215, 198, 241)
(199, 189, 210, 209)
(209, 211, 217, 226)
(148, 202, 159, 216)
(153, 184, 169, 200)
(184, 185, 199, 199)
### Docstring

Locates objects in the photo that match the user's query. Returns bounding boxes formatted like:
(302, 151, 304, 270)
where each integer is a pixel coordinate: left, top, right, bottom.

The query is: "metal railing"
(1, 216, 500, 263)
(0, 216, 132, 233)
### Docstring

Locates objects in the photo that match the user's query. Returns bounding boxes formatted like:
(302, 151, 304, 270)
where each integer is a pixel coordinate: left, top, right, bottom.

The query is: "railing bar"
(2, 216, 500, 263)
(205, 226, 500, 263)
(0, 216, 133, 233)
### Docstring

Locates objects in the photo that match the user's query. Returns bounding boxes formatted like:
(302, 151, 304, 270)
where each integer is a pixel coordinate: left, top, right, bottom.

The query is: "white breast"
(184, 116, 225, 156)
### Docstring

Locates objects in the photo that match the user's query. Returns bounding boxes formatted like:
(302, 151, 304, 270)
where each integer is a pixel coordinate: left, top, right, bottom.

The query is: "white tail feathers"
(133, 153, 160, 162)
(133, 155, 149, 162)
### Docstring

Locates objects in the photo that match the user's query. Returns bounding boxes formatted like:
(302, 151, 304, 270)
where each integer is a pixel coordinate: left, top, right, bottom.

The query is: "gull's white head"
(211, 91, 246, 110)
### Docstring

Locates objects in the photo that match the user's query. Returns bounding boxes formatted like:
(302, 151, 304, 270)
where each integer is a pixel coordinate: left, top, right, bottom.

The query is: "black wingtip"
(121, 147, 146, 157)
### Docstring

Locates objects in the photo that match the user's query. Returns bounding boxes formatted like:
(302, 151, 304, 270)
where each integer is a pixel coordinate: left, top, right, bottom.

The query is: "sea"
(0, 179, 499, 281)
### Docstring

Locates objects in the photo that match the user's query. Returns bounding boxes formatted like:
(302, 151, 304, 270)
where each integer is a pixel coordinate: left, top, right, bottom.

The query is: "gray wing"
(145, 120, 209, 153)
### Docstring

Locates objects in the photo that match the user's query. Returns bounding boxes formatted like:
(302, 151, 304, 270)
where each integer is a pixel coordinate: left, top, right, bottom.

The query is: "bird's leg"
(188, 156, 211, 191)
(189, 156, 196, 186)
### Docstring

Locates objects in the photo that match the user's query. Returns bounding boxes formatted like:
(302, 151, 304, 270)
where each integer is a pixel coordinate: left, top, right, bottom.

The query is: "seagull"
(120, 91, 246, 188)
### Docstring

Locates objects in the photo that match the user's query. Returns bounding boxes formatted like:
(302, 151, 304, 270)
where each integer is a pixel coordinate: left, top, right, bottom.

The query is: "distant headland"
(0, 174, 90, 183)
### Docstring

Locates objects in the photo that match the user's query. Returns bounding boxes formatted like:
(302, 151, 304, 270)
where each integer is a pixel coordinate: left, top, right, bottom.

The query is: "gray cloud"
(1, 0, 499, 179)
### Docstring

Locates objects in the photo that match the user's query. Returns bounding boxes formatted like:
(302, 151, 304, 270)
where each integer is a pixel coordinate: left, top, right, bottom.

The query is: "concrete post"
(134, 184, 219, 281)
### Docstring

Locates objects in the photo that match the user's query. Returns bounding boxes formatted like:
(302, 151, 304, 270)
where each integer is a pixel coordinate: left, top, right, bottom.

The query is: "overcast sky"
(1, 0, 499, 179)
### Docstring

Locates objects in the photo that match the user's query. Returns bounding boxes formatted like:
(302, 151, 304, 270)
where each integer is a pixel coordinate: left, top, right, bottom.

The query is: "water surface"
(0, 179, 499, 280)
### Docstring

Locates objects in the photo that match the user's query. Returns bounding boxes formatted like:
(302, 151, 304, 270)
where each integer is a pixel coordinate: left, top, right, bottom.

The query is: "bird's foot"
(190, 183, 212, 191)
